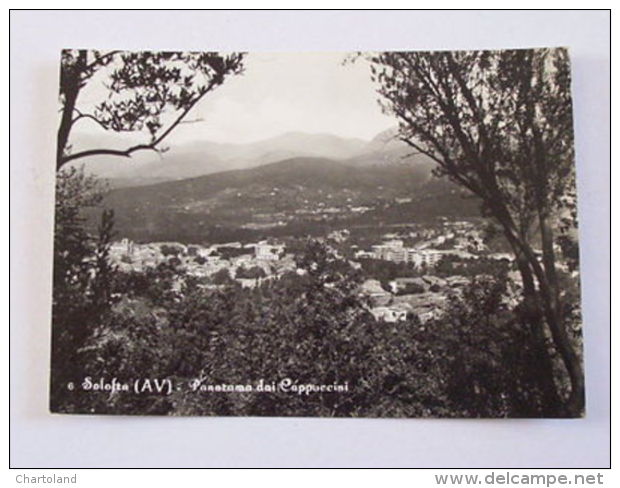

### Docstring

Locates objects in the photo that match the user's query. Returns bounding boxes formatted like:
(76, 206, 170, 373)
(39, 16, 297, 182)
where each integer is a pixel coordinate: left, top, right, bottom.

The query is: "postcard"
(51, 49, 584, 417)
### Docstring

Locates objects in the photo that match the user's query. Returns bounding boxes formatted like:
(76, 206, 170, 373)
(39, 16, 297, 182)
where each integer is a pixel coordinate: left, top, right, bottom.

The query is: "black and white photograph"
(49, 47, 586, 419)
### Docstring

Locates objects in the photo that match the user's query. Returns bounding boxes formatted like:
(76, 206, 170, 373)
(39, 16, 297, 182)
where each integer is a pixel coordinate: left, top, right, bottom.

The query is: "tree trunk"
(492, 201, 584, 417)
(536, 212, 584, 416)
(539, 295, 585, 417)
(56, 52, 85, 170)
(523, 238, 584, 416)
(514, 246, 561, 415)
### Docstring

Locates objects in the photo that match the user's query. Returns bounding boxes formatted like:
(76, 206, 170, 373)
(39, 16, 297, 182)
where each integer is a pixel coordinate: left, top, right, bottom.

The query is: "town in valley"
(108, 217, 531, 325)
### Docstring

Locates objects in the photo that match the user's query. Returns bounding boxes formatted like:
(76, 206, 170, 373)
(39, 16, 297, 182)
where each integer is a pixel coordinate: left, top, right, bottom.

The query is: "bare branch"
(71, 109, 109, 131)
(179, 118, 204, 125)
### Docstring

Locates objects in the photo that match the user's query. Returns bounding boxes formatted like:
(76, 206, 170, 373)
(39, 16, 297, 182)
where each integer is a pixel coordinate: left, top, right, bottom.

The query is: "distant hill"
(70, 128, 438, 187)
(88, 156, 480, 244)
(72, 131, 371, 187)
(345, 127, 437, 170)
(104, 156, 431, 204)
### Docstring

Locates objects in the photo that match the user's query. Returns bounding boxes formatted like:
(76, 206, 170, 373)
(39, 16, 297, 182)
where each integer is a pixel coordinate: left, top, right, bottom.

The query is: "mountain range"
(73, 128, 480, 243)
(72, 128, 432, 187)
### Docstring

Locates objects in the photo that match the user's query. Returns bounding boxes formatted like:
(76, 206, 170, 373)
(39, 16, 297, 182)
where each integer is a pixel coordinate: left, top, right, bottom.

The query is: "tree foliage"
(55, 242, 449, 416)
(57, 50, 245, 170)
(369, 48, 583, 416)
(50, 167, 118, 411)
(439, 272, 554, 417)
(52, 234, 568, 418)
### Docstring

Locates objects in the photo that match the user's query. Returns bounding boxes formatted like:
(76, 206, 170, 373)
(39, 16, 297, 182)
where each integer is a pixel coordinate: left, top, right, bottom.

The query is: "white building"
(255, 241, 284, 261)
(371, 306, 408, 323)
(407, 249, 444, 268)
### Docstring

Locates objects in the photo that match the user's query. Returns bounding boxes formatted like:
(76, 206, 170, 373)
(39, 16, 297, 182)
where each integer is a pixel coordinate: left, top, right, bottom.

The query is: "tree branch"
(71, 110, 109, 132)
(58, 79, 216, 168)
(80, 50, 121, 80)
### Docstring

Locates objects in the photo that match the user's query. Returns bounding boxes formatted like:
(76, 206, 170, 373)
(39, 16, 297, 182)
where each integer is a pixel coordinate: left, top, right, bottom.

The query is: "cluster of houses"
(361, 271, 523, 324)
(350, 222, 522, 324)
(352, 220, 508, 269)
(361, 276, 466, 324)
(108, 238, 292, 286)
(108, 218, 523, 325)
(355, 238, 478, 268)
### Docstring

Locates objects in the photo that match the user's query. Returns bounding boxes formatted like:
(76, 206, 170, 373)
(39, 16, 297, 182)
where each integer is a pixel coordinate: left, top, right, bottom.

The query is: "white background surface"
(9, 10, 610, 468)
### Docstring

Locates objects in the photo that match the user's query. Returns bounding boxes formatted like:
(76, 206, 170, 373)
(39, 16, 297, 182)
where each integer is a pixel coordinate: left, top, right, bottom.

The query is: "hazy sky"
(76, 52, 397, 145)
